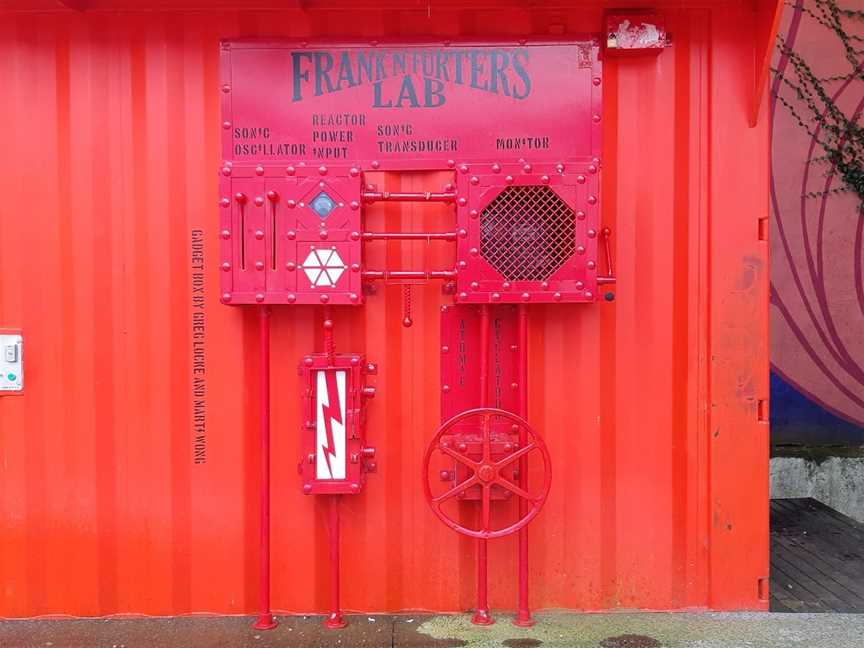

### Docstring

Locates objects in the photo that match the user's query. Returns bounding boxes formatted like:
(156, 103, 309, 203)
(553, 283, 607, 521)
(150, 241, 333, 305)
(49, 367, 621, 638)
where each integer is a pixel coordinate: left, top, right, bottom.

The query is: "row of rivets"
(221, 161, 599, 180)
(449, 290, 588, 303)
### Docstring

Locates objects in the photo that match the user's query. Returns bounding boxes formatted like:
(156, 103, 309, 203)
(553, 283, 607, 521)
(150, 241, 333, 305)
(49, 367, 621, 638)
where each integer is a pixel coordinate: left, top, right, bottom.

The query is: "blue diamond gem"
(310, 192, 336, 218)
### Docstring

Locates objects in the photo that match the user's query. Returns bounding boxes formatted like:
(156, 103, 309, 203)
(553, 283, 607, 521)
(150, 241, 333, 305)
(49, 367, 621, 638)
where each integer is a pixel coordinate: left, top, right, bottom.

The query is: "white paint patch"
(302, 249, 345, 288)
(316, 369, 347, 480)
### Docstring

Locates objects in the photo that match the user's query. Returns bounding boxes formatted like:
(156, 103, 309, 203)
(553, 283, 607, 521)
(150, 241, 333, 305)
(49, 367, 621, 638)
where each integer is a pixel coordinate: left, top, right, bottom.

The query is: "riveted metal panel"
(297, 353, 375, 495)
(219, 165, 363, 305)
(455, 165, 600, 303)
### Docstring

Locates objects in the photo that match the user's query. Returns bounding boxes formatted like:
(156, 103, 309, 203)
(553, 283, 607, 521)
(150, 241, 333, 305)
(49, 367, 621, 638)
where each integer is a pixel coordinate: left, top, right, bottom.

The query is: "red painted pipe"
(472, 305, 494, 626)
(323, 306, 335, 364)
(253, 306, 277, 631)
(361, 190, 456, 203)
(514, 305, 534, 627)
(361, 269, 457, 281)
(361, 231, 457, 241)
(325, 495, 346, 629)
(322, 308, 346, 630)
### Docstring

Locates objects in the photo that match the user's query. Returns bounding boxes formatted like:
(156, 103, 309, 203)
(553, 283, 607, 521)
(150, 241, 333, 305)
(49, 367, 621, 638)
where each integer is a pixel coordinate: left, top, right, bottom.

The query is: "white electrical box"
(0, 332, 23, 393)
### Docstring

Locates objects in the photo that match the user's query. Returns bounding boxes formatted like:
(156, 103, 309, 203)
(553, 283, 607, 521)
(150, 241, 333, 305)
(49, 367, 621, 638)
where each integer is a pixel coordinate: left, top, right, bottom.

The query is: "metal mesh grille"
(479, 186, 576, 281)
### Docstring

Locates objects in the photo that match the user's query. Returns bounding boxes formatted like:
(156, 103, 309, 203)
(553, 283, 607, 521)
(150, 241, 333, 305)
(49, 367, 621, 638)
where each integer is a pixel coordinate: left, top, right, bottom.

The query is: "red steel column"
(472, 305, 494, 626)
(514, 305, 534, 627)
(254, 306, 277, 630)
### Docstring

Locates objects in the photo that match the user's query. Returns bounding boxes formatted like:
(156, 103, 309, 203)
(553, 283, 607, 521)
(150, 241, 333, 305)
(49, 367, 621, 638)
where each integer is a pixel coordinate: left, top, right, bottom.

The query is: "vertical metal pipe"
(472, 305, 494, 626)
(254, 306, 277, 630)
(323, 305, 335, 364)
(322, 306, 346, 629)
(324, 495, 346, 629)
(514, 305, 534, 627)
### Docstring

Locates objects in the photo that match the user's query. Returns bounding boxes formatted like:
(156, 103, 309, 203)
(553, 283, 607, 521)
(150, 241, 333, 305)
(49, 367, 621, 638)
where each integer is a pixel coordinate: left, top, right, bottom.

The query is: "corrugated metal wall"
(0, 2, 770, 617)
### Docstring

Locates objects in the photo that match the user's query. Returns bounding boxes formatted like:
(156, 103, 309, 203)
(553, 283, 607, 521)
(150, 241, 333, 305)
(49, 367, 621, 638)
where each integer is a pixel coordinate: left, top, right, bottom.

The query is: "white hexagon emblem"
(301, 248, 346, 288)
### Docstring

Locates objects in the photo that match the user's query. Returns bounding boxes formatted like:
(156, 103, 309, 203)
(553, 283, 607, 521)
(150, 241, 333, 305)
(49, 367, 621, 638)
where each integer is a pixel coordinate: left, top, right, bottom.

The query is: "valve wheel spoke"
(433, 476, 479, 504)
(438, 442, 479, 469)
(495, 442, 536, 469)
(495, 476, 535, 502)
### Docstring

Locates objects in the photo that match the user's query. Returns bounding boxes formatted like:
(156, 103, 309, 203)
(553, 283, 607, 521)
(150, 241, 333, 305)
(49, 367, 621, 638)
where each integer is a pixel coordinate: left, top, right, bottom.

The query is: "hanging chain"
(402, 285, 413, 328)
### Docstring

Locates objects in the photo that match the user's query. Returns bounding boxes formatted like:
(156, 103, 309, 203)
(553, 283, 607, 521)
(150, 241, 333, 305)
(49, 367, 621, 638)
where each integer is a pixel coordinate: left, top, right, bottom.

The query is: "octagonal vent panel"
(479, 185, 576, 282)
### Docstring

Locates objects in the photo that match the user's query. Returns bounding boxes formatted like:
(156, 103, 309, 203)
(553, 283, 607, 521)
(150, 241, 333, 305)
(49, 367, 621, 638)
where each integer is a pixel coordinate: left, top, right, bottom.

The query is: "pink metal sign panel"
(221, 40, 601, 166)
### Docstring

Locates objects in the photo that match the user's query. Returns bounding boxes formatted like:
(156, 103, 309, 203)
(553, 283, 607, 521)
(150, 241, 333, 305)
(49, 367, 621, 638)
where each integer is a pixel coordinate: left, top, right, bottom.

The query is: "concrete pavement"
(2, 612, 863, 647)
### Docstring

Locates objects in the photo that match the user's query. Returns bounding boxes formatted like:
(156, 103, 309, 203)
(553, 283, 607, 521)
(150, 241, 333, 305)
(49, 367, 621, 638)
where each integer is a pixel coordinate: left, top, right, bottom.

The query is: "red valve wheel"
(422, 407, 552, 539)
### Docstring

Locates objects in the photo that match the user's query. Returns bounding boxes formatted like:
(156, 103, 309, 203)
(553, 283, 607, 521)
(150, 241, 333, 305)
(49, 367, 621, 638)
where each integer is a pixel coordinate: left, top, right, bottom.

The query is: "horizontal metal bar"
(362, 191, 457, 204)
(362, 270, 457, 280)
(361, 232, 457, 242)
(597, 277, 617, 285)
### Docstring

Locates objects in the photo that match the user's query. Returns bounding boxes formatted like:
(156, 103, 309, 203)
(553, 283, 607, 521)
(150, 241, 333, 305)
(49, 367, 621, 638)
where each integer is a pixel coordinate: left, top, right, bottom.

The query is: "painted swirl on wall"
(771, 0, 864, 427)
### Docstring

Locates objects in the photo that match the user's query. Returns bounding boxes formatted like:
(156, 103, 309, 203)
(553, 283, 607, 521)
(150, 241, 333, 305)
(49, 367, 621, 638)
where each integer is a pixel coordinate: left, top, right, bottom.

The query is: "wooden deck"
(771, 498, 864, 612)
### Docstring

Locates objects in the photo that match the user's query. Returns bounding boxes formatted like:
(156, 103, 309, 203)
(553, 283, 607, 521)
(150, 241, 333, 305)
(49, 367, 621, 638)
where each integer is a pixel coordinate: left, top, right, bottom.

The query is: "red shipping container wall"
(0, 0, 776, 617)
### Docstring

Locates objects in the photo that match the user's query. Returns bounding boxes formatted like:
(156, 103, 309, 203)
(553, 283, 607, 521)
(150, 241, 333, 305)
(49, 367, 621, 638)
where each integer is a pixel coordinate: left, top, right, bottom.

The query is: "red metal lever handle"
(597, 227, 616, 286)
(422, 407, 552, 540)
